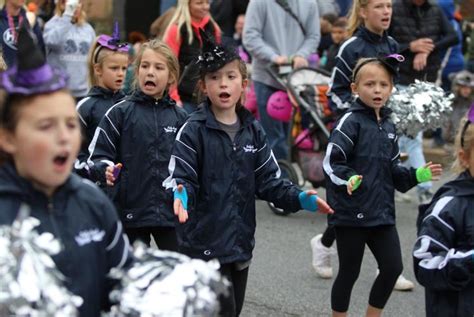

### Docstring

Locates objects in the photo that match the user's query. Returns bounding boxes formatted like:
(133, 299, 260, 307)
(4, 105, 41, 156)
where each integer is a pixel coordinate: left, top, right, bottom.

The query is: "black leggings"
(218, 264, 249, 317)
(125, 226, 178, 252)
(331, 225, 403, 312)
(321, 225, 336, 248)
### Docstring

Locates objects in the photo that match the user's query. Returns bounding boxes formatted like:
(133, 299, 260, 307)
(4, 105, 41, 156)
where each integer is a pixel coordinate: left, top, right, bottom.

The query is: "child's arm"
(162, 122, 199, 223)
(87, 106, 123, 185)
(413, 198, 473, 292)
(327, 46, 356, 113)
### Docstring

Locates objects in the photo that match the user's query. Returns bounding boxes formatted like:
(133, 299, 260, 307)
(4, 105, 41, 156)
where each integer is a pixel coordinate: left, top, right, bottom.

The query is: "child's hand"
(347, 175, 362, 195)
(298, 190, 334, 214)
(174, 185, 188, 223)
(416, 161, 443, 183)
(105, 163, 122, 186)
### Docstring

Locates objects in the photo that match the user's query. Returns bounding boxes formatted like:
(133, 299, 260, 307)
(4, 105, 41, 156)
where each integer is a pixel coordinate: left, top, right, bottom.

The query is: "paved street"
(240, 171, 455, 317)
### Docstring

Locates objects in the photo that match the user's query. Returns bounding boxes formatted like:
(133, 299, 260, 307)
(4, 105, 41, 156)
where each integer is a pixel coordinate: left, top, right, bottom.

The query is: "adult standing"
(0, 0, 45, 68)
(243, 0, 320, 160)
(389, 0, 458, 203)
(210, 0, 249, 44)
(43, 0, 96, 102)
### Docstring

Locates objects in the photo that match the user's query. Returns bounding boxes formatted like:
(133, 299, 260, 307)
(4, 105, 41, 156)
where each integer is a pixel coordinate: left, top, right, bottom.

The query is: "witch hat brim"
(0, 24, 67, 95)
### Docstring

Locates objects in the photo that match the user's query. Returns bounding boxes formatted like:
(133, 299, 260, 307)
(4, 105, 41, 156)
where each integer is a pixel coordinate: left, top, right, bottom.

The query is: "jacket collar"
(433, 171, 474, 198)
(87, 86, 125, 100)
(355, 26, 389, 44)
(349, 98, 392, 121)
(189, 99, 255, 130)
(0, 162, 82, 200)
(128, 89, 176, 107)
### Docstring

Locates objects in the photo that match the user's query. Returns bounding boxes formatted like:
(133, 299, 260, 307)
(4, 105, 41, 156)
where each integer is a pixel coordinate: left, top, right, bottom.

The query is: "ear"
(359, 6, 368, 20)
(458, 148, 469, 169)
(242, 78, 248, 90)
(350, 82, 358, 94)
(200, 79, 207, 95)
(93, 63, 102, 78)
(0, 128, 17, 155)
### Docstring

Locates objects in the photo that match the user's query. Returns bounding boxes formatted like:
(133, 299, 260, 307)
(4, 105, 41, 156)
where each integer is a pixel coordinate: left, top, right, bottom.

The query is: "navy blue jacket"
(163, 103, 302, 264)
(75, 86, 125, 178)
(0, 7, 45, 67)
(327, 27, 398, 113)
(323, 99, 418, 227)
(88, 90, 188, 228)
(0, 162, 130, 317)
(414, 171, 474, 317)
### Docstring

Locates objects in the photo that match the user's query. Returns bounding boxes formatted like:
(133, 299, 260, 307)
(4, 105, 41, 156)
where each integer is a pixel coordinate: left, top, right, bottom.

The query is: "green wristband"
(348, 175, 362, 191)
(416, 167, 432, 183)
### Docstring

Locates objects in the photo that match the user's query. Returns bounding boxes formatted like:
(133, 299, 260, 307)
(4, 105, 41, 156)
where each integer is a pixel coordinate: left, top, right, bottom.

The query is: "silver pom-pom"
(0, 204, 83, 316)
(388, 80, 454, 138)
(108, 243, 229, 316)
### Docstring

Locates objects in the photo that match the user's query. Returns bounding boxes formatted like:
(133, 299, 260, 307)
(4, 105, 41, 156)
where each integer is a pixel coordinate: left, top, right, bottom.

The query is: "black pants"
(321, 225, 336, 248)
(218, 263, 249, 317)
(331, 225, 403, 312)
(125, 226, 178, 252)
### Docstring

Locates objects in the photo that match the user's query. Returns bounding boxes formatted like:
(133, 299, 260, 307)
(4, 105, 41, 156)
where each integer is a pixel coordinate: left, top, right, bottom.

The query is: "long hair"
(346, 0, 370, 36)
(452, 116, 474, 173)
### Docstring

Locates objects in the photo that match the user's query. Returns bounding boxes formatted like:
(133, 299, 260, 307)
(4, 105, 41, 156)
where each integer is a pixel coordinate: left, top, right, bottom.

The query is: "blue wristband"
(298, 191, 318, 212)
(174, 186, 188, 210)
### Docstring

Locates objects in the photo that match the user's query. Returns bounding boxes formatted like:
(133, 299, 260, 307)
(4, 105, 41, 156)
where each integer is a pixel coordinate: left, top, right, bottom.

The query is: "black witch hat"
(196, 28, 240, 75)
(0, 24, 67, 95)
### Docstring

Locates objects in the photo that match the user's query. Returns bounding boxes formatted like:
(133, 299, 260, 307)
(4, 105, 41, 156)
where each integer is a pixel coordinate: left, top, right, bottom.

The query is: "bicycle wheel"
(267, 159, 299, 216)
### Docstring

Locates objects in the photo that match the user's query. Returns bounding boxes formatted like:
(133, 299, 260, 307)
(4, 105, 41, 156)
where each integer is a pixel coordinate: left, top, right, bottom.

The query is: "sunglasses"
(460, 105, 474, 147)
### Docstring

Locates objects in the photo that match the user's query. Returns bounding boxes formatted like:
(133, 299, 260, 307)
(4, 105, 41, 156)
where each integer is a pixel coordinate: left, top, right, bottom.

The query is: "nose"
(57, 122, 73, 144)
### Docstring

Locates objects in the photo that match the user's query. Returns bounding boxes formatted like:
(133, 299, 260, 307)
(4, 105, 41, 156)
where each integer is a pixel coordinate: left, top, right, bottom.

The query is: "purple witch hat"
(96, 22, 129, 53)
(0, 25, 67, 95)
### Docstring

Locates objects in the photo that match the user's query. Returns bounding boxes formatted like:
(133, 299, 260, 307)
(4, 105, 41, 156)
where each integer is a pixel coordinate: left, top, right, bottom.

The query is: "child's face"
(351, 63, 393, 112)
(331, 26, 347, 44)
(360, 0, 392, 35)
(137, 48, 172, 99)
(1, 91, 80, 196)
(458, 85, 472, 98)
(189, 0, 210, 21)
(201, 60, 247, 112)
(95, 52, 128, 92)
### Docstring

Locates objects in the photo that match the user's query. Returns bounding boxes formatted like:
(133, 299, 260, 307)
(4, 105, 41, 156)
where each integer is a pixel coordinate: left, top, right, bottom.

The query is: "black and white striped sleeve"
(413, 196, 474, 291)
(87, 101, 125, 183)
(162, 122, 199, 205)
(323, 112, 358, 187)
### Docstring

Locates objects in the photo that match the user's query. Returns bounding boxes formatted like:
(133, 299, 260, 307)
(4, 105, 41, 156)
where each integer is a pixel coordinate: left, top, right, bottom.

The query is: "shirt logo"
(3, 28, 17, 50)
(243, 145, 257, 153)
(387, 133, 395, 139)
(164, 126, 177, 133)
(75, 228, 106, 246)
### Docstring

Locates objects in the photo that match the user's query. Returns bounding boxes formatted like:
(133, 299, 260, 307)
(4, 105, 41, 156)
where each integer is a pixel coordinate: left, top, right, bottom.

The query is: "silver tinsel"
(108, 243, 229, 317)
(388, 80, 454, 138)
(0, 204, 83, 316)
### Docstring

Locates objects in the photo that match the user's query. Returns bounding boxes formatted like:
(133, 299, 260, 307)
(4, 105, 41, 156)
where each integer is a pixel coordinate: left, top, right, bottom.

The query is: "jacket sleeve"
(43, 16, 73, 52)
(328, 42, 355, 111)
(74, 98, 92, 178)
(242, 1, 278, 63)
(295, 2, 320, 59)
(433, 8, 459, 52)
(413, 196, 474, 292)
(162, 121, 199, 209)
(253, 123, 302, 212)
(87, 105, 123, 183)
(390, 135, 418, 192)
(323, 112, 358, 187)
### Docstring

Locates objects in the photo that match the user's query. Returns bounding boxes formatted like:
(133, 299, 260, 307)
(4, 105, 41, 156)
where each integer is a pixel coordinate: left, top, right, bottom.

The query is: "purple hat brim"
(0, 64, 68, 95)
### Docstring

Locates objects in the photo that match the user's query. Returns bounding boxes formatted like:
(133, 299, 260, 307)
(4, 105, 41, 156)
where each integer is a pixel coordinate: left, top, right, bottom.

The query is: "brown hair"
(87, 38, 129, 87)
(132, 39, 180, 91)
(198, 59, 248, 110)
(452, 116, 474, 173)
(346, 0, 370, 37)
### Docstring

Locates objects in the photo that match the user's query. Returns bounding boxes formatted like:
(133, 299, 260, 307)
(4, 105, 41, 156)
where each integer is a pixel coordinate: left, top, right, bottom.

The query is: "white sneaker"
(310, 234, 335, 279)
(394, 274, 415, 291)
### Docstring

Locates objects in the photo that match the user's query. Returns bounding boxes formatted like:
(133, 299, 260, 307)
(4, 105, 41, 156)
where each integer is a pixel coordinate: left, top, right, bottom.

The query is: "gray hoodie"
(243, 0, 320, 89)
(43, 15, 96, 98)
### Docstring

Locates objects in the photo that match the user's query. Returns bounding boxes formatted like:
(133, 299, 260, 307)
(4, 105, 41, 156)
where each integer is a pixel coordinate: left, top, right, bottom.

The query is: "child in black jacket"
(164, 31, 334, 316)
(323, 55, 442, 317)
(0, 27, 130, 317)
(414, 108, 474, 317)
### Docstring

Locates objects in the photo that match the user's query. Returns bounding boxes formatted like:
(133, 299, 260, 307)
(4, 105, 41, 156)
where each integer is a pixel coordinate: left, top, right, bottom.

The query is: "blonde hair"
(163, 0, 220, 45)
(352, 57, 394, 84)
(55, 0, 87, 26)
(133, 39, 180, 91)
(87, 39, 128, 87)
(452, 116, 474, 173)
(347, 0, 370, 37)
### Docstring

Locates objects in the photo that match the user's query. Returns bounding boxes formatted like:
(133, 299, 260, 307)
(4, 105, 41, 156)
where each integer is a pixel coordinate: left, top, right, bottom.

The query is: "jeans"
(398, 132, 432, 192)
(253, 81, 289, 160)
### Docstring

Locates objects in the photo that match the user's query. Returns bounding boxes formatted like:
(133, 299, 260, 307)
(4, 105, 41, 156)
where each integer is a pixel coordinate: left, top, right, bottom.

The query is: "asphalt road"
(240, 173, 455, 317)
